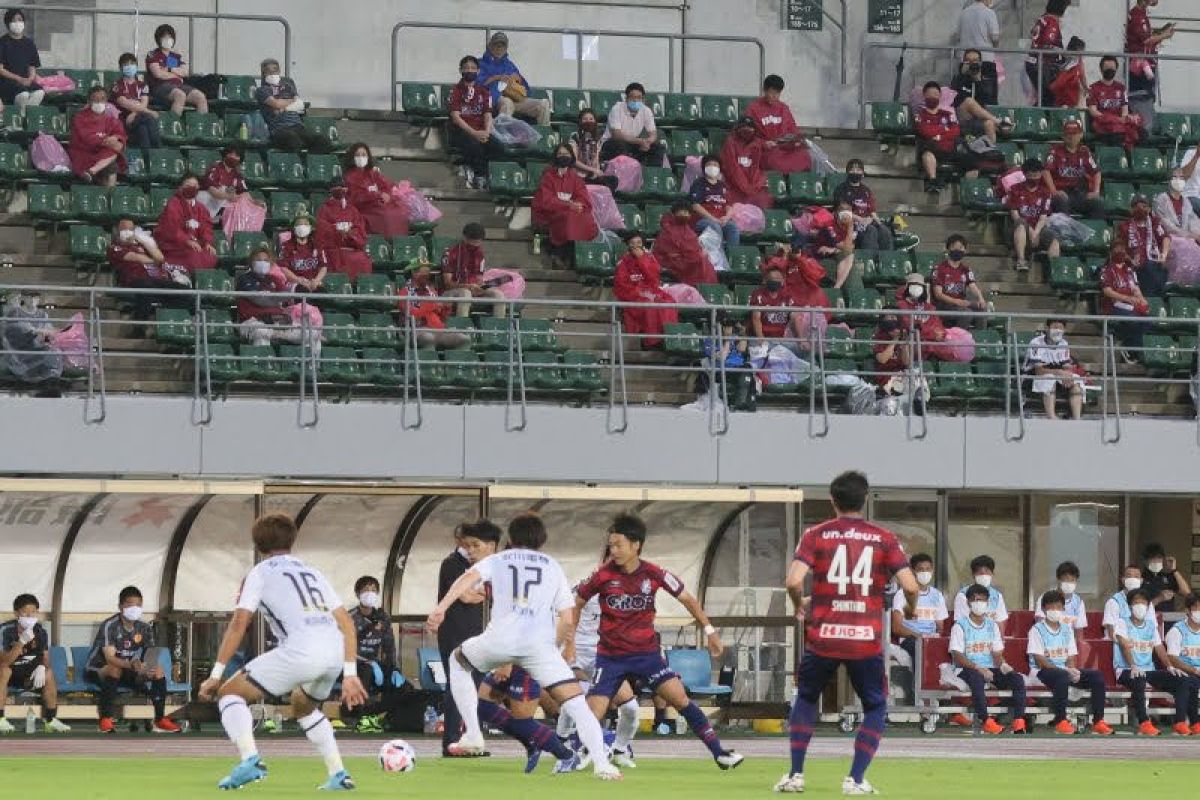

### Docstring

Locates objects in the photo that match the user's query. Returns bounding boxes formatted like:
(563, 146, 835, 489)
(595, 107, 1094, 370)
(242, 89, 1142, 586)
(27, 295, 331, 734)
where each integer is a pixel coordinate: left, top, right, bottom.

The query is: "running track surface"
(1, 735, 1194, 761)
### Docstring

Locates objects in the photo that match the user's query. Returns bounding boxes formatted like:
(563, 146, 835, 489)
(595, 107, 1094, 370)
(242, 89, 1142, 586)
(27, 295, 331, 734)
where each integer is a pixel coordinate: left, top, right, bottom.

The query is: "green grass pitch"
(4, 757, 1199, 798)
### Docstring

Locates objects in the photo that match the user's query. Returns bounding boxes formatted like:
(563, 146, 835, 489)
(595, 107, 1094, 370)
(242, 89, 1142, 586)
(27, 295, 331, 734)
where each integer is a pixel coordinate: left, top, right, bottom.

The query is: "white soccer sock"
(448, 655, 483, 742)
(556, 680, 588, 738)
(297, 709, 344, 776)
(562, 695, 611, 771)
(217, 695, 258, 761)
(614, 698, 640, 750)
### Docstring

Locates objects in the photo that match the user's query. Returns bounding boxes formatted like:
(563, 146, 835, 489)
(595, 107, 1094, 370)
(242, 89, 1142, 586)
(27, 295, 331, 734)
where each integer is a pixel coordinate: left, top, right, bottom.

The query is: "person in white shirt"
(891, 553, 949, 663)
(952, 555, 1009, 623)
(1027, 590, 1111, 735)
(1164, 593, 1200, 734)
(600, 81, 664, 166)
(1024, 318, 1084, 420)
(1102, 565, 1157, 640)
(427, 512, 620, 781)
(1113, 588, 1192, 736)
(958, 0, 1000, 61)
(1033, 561, 1089, 631)
(1178, 147, 1200, 216)
(198, 513, 367, 791)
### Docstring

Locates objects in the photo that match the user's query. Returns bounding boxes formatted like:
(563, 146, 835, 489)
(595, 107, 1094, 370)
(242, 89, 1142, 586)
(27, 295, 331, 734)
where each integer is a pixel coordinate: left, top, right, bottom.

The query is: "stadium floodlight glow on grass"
(486, 484, 804, 504)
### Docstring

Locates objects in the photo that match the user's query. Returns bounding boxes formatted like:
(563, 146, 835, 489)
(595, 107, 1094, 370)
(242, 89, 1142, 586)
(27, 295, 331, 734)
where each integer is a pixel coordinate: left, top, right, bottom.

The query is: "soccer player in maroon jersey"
(570, 513, 744, 770)
(775, 471, 919, 796)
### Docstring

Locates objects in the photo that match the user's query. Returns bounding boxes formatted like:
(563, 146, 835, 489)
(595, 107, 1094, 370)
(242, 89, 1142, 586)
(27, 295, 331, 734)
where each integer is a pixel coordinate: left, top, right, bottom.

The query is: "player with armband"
(197, 513, 367, 791)
(776, 471, 919, 796)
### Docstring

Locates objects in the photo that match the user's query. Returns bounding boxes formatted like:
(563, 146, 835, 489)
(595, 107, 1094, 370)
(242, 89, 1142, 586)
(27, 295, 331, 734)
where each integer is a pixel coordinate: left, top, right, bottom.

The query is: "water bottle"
(423, 705, 438, 735)
(238, 121, 249, 141)
(25, 708, 36, 734)
(531, 233, 542, 256)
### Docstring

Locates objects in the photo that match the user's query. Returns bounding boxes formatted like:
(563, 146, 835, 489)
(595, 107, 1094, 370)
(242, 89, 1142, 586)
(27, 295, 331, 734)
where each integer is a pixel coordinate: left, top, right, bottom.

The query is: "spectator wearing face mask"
(344, 576, 401, 734)
(744, 74, 811, 174)
(600, 82, 664, 166)
(532, 144, 598, 268)
(949, 583, 1028, 734)
(1027, 590, 1111, 736)
(255, 58, 332, 153)
(69, 85, 125, 187)
(870, 313, 912, 385)
(1099, 239, 1150, 364)
(278, 214, 327, 292)
(930, 234, 987, 328)
(1141, 543, 1192, 613)
(1004, 157, 1058, 272)
(1165, 594, 1200, 736)
(952, 555, 1008, 623)
(762, 243, 828, 318)
(1154, 171, 1200, 245)
(344, 142, 409, 238)
(398, 262, 470, 350)
(915, 81, 967, 195)
(0, 9, 43, 110)
(144, 24, 207, 116)
(108, 218, 188, 319)
(653, 200, 717, 288)
(198, 144, 263, 220)
(568, 107, 616, 190)
(1024, 317, 1084, 420)
(689, 155, 739, 248)
(1103, 565, 1157, 640)
(1034, 562, 1089, 630)
(1113, 587, 1193, 736)
(1118, 194, 1170, 298)
(804, 201, 856, 289)
(236, 245, 290, 331)
(895, 273, 947, 352)
(478, 32, 551, 126)
(316, 177, 373, 281)
(613, 231, 679, 349)
(949, 50, 1004, 142)
(449, 56, 503, 190)
(891, 553, 948, 669)
(156, 173, 218, 274)
(1049, 36, 1089, 109)
(832, 159, 893, 256)
(750, 267, 798, 350)
(1176, 145, 1200, 217)
(719, 116, 771, 209)
(441, 222, 505, 318)
(1043, 120, 1103, 219)
(85, 586, 178, 734)
(1088, 57, 1143, 150)
(1026, 0, 1069, 108)
(0, 593, 70, 734)
(110, 52, 160, 150)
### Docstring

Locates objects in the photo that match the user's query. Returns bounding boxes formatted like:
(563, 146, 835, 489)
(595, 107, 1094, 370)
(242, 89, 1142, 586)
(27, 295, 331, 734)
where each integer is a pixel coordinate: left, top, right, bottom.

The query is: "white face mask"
(160, 37, 175, 50)
(264, 73, 281, 86)
(1171, 178, 1187, 194)
(353, 155, 369, 169)
(916, 570, 934, 586)
(1047, 328, 1064, 343)
(251, 260, 271, 276)
(1147, 560, 1163, 574)
(907, 284, 925, 301)
(294, 224, 311, 239)
(1131, 603, 1148, 621)
(358, 591, 381, 609)
(17, 615, 37, 629)
(9, 21, 24, 36)
(974, 574, 993, 588)
(118, 228, 136, 242)
(704, 165, 721, 179)
(1059, 581, 1077, 595)
(1124, 577, 1142, 591)
(969, 600, 989, 617)
(1045, 609, 1064, 623)
(1191, 610, 1200, 624)
(122, 605, 143, 622)
(91, 102, 107, 115)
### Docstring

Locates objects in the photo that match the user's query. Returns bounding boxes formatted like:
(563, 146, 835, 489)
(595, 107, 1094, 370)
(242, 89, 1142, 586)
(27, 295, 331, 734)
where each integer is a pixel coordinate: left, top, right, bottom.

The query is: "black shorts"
(6, 662, 37, 689)
(87, 667, 161, 694)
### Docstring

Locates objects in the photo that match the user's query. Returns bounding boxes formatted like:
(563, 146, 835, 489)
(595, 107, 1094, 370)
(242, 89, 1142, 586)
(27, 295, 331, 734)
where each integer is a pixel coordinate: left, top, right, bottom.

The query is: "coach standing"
(436, 520, 499, 756)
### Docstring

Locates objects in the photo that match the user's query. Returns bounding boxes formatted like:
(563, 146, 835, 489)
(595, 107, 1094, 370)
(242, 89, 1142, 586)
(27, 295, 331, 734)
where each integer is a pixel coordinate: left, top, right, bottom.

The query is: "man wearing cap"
(1004, 157, 1059, 272)
(895, 272, 947, 348)
(719, 115, 772, 208)
(254, 58, 333, 153)
(1118, 193, 1170, 297)
(478, 33, 551, 125)
(1043, 120, 1104, 219)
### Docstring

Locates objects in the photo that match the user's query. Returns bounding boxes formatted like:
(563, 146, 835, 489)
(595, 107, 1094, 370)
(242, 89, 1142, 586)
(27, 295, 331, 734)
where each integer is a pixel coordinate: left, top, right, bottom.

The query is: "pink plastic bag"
(730, 203, 765, 234)
(792, 206, 834, 237)
(662, 283, 704, 305)
(481, 268, 526, 300)
(287, 300, 323, 330)
(587, 184, 623, 231)
(38, 73, 76, 93)
(933, 326, 976, 362)
(1168, 236, 1200, 287)
(30, 133, 70, 172)
(50, 313, 91, 370)
(221, 192, 266, 242)
(681, 155, 702, 194)
(792, 311, 830, 350)
(604, 155, 642, 193)
(391, 181, 443, 223)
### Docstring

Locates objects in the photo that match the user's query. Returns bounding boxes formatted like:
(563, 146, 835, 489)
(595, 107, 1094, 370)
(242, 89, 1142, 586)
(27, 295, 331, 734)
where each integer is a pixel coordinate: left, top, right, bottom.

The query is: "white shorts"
(572, 648, 597, 679)
(243, 646, 342, 702)
(460, 629, 576, 691)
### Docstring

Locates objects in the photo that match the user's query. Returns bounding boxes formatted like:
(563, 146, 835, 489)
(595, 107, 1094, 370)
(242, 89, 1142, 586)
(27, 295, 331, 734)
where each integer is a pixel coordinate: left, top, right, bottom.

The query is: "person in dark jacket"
(437, 519, 500, 756)
(343, 575, 401, 733)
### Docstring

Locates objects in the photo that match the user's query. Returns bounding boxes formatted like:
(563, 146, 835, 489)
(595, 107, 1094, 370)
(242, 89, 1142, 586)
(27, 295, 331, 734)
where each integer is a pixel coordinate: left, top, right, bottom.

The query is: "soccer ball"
(378, 739, 416, 773)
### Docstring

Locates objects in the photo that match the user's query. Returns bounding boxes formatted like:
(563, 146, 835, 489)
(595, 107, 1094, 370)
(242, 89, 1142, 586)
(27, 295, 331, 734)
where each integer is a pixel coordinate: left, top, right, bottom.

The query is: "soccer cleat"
(593, 763, 622, 781)
(0, 718, 14, 734)
(949, 713, 972, 727)
(715, 750, 745, 770)
(1053, 719, 1076, 735)
(842, 777, 879, 796)
(98, 717, 116, 734)
(1172, 722, 1192, 736)
(446, 734, 486, 756)
(609, 745, 636, 769)
(317, 770, 355, 791)
(774, 773, 805, 793)
(218, 756, 268, 790)
(44, 718, 71, 733)
(551, 753, 581, 775)
(153, 717, 182, 734)
(655, 721, 672, 736)
(330, 719, 347, 730)
(1137, 720, 1160, 736)
(1011, 718, 1028, 734)
(981, 718, 1005, 735)
(523, 744, 541, 774)
(1091, 720, 1115, 736)
(1192, 723, 1200, 736)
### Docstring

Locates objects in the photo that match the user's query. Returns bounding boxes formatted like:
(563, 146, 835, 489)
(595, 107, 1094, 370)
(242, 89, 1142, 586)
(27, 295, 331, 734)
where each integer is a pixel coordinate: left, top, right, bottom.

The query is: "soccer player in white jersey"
(427, 512, 621, 781)
(198, 514, 367, 791)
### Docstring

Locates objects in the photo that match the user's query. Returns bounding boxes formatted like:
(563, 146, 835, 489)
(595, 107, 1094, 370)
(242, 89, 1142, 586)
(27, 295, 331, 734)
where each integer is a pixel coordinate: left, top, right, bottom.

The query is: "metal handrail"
(606, 304, 628, 435)
(506, 316, 528, 433)
(27, 6, 291, 76)
(808, 315, 830, 439)
(907, 319, 928, 441)
(390, 21, 766, 111)
(1003, 326, 1026, 442)
(400, 314, 423, 431)
(192, 307, 213, 426)
(296, 310, 318, 429)
(706, 305, 730, 437)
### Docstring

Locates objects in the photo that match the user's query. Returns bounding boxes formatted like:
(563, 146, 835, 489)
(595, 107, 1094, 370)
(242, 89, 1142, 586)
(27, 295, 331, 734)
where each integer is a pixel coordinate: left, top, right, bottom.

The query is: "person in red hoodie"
(1049, 36, 1088, 108)
(315, 177, 373, 281)
(68, 85, 126, 186)
(1099, 239, 1150, 363)
(749, 266, 798, 350)
(397, 261, 470, 350)
(895, 273, 947, 355)
(719, 116, 771, 209)
(763, 243, 828, 318)
(532, 143, 598, 268)
(744, 74, 811, 174)
(1087, 56, 1143, 150)
(277, 213, 327, 292)
(652, 201, 717, 287)
(198, 143, 264, 221)
(613, 231, 678, 349)
(441, 222, 506, 318)
(344, 142, 410, 238)
(1003, 157, 1059, 272)
(155, 172, 218, 274)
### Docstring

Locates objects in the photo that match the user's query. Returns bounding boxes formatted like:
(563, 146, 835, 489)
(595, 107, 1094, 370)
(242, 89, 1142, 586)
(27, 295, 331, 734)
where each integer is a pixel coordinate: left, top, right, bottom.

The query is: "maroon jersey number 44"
(795, 517, 909, 659)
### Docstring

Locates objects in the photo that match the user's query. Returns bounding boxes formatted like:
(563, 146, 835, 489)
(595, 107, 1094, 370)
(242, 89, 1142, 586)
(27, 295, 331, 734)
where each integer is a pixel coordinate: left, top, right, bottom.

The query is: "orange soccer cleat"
(1137, 720, 1161, 736)
(1053, 719, 1076, 735)
(1171, 722, 1192, 736)
(981, 718, 1005, 735)
(98, 716, 115, 733)
(950, 713, 973, 727)
(1191, 723, 1200, 736)
(153, 717, 182, 734)
(1010, 718, 1028, 734)
(1091, 720, 1115, 736)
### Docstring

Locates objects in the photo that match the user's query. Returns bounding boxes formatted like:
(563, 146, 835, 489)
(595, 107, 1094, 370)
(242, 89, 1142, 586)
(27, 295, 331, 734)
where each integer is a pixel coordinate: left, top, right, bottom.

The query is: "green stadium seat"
(551, 89, 588, 122)
(519, 318, 561, 352)
(972, 328, 1005, 362)
(224, 111, 269, 149)
(267, 151, 306, 188)
(620, 166, 678, 202)
(823, 326, 856, 359)
(563, 350, 604, 392)
(1010, 107, 1047, 140)
(869, 250, 913, 287)
(696, 283, 735, 308)
(1062, 218, 1111, 256)
(365, 235, 393, 270)
(1022, 141, 1050, 164)
(241, 150, 267, 187)
(146, 148, 185, 183)
(317, 272, 354, 308)
(1095, 145, 1129, 178)
(1152, 112, 1193, 146)
(1141, 334, 1180, 374)
(912, 251, 941, 276)
(361, 347, 404, 385)
(268, 192, 309, 228)
(1048, 257, 1092, 292)
(1129, 147, 1169, 182)
(524, 351, 568, 390)
(932, 361, 977, 400)
(304, 153, 341, 187)
(24, 106, 67, 139)
(60, 69, 106, 103)
(488, 161, 528, 200)
(1167, 296, 1200, 330)
(318, 346, 365, 384)
(322, 312, 359, 347)
(147, 185, 173, 219)
(724, 245, 763, 283)
(428, 236, 456, 266)
(668, 129, 709, 161)
(842, 288, 884, 326)
(870, 102, 911, 137)
(959, 177, 1003, 213)
(443, 316, 476, 349)
(699, 95, 738, 128)
(356, 274, 396, 309)
(659, 93, 700, 127)
(401, 83, 442, 120)
(69, 185, 109, 222)
(524, 125, 562, 160)
(239, 344, 287, 382)
(574, 241, 616, 281)
(193, 270, 234, 307)
(202, 309, 239, 345)
(750, 209, 793, 243)
(787, 172, 832, 205)
(442, 348, 488, 390)
(217, 75, 258, 110)
(642, 204, 670, 237)
(663, 322, 704, 359)
(229, 231, 270, 265)
(184, 112, 225, 146)
(588, 90, 622, 120)
(993, 142, 1022, 169)
(765, 171, 788, 204)
(109, 185, 149, 224)
(358, 312, 400, 350)
(1041, 109, 1083, 140)
(68, 224, 109, 263)
(0, 141, 33, 179)
(26, 184, 69, 220)
(157, 111, 185, 146)
(390, 235, 428, 265)
(303, 117, 340, 150)
(199, 343, 243, 382)
(185, 148, 221, 178)
(618, 203, 643, 232)
(1102, 182, 1136, 217)
(476, 317, 510, 352)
